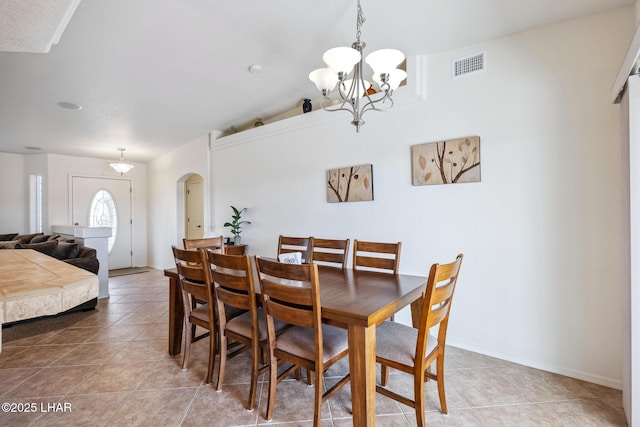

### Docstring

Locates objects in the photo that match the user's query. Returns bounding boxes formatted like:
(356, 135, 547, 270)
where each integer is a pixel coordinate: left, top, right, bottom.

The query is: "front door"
(71, 176, 133, 270)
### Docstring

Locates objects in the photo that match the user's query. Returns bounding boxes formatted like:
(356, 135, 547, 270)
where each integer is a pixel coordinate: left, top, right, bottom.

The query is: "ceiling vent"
(452, 52, 485, 79)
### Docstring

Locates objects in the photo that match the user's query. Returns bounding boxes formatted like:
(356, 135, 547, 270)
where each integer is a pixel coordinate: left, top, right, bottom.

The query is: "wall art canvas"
(412, 136, 480, 186)
(327, 164, 373, 203)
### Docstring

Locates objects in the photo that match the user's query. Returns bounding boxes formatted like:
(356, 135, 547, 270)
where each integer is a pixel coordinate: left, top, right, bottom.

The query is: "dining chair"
(171, 246, 216, 384)
(182, 236, 226, 337)
(276, 235, 311, 264)
(309, 237, 350, 269)
(353, 239, 402, 320)
(256, 256, 350, 426)
(352, 239, 402, 274)
(203, 251, 289, 410)
(183, 236, 225, 253)
(224, 244, 247, 255)
(375, 254, 463, 427)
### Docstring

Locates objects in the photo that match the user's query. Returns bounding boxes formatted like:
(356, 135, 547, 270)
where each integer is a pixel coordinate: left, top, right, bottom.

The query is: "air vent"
(452, 52, 485, 79)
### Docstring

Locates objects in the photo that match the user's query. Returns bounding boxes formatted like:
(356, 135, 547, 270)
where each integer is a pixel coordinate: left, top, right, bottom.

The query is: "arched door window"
(89, 189, 117, 253)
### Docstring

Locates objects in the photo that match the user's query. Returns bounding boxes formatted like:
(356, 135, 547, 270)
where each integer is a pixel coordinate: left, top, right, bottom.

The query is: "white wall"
(147, 134, 211, 269)
(0, 153, 27, 232)
(197, 7, 631, 388)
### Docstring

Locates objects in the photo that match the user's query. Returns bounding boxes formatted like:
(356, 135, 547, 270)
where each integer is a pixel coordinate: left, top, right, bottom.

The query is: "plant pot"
(234, 236, 242, 245)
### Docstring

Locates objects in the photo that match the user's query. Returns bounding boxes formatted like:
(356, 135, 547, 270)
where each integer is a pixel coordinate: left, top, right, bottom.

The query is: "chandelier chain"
(356, 0, 365, 42)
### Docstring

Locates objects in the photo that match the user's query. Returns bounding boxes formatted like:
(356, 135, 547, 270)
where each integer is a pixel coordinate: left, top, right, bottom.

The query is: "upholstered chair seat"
(376, 321, 437, 367)
(276, 324, 349, 363)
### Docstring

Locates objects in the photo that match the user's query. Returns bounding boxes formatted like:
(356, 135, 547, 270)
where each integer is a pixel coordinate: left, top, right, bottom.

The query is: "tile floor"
(0, 268, 627, 426)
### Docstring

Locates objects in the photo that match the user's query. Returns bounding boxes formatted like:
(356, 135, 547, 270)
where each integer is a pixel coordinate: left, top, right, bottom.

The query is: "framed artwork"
(411, 136, 480, 185)
(327, 164, 373, 203)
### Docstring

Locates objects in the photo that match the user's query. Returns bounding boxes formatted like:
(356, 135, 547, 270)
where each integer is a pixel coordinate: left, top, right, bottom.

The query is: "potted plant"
(224, 206, 251, 245)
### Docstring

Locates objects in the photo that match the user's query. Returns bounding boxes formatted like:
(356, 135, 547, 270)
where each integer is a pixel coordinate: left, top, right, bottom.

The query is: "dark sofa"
(0, 232, 99, 274)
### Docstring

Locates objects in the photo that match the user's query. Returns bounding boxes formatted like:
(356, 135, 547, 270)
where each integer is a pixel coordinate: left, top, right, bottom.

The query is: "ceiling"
(0, 0, 634, 163)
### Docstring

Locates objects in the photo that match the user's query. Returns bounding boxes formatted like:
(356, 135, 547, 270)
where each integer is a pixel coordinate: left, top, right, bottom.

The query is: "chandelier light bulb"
(341, 79, 371, 99)
(373, 69, 407, 92)
(309, 68, 339, 94)
(365, 49, 405, 76)
(322, 47, 361, 76)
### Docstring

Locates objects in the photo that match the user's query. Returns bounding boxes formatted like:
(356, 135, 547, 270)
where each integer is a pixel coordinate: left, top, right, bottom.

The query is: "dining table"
(164, 262, 427, 426)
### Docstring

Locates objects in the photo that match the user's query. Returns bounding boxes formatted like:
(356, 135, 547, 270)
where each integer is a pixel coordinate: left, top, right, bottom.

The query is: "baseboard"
(446, 339, 622, 390)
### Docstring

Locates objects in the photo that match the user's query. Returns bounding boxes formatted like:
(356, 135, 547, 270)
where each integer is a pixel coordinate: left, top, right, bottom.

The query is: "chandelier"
(109, 148, 134, 175)
(308, 0, 407, 132)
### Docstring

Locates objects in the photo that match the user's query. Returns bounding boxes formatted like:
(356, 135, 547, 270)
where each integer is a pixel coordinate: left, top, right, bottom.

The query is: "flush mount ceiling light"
(308, 0, 406, 132)
(57, 101, 82, 110)
(109, 148, 134, 175)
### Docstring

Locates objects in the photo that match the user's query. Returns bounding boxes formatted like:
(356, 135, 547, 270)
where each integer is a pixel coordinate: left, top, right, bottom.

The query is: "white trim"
(611, 23, 640, 104)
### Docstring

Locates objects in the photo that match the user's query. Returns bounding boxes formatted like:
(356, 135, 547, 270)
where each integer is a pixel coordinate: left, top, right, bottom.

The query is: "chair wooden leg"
(436, 355, 448, 414)
(381, 364, 389, 386)
(205, 325, 216, 384)
(306, 369, 314, 386)
(265, 352, 277, 421)
(414, 368, 426, 427)
(215, 335, 227, 390)
(191, 323, 197, 340)
(181, 319, 192, 371)
(313, 373, 323, 427)
(247, 342, 259, 411)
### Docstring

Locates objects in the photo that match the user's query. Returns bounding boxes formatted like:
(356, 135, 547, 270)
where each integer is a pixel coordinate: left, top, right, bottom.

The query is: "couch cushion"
(15, 240, 58, 257)
(78, 246, 97, 258)
(55, 236, 75, 243)
(53, 242, 80, 260)
(0, 233, 18, 241)
(0, 240, 20, 249)
(30, 234, 53, 243)
(64, 257, 99, 274)
(15, 233, 44, 244)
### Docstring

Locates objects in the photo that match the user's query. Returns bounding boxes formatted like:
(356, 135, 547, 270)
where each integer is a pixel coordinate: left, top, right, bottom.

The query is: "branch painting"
(412, 136, 480, 186)
(327, 164, 373, 203)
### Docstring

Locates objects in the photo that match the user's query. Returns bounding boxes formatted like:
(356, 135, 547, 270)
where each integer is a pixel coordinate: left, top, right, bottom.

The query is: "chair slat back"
(172, 246, 211, 302)
(184, 236, 225, 253)
(277, 235, 311, 264)
(419, 254, 463, 345)
(256, 256, 319, 329)
(310, 237, 350, 269)
(205, 251, 256, 314)
(352, 240, 402, 274)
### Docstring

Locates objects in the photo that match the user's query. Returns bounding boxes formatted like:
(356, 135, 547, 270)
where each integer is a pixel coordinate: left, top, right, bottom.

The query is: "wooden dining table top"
(164, 262, 427, 327)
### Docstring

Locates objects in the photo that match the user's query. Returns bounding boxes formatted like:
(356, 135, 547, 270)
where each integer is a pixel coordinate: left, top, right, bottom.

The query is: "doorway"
(185, 174, 204, 239)
(71, 176, 133, 270)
